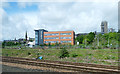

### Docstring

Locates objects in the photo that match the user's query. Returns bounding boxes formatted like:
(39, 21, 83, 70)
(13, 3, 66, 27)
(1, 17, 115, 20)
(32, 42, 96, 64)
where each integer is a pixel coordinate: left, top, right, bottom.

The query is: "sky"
(1, 0, 119, 41)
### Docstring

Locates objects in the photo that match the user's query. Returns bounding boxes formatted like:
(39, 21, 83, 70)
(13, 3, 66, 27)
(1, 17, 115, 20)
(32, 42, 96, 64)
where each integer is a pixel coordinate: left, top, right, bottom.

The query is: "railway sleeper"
(2, 57, 119, 73)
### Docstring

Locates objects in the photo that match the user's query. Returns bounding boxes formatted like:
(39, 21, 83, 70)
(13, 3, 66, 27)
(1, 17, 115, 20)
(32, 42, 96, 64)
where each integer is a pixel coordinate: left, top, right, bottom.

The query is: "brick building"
(35, 29, 75, 45)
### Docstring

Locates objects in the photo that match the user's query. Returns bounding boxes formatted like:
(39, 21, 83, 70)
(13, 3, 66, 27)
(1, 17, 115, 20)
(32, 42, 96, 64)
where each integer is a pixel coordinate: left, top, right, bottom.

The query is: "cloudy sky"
(1, 0, 119, 41)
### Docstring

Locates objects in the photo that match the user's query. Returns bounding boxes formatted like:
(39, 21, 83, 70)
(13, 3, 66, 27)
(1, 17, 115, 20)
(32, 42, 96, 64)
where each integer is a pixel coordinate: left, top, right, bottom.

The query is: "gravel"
(1, 62, 74, 72)
(2, 64, 50, 72)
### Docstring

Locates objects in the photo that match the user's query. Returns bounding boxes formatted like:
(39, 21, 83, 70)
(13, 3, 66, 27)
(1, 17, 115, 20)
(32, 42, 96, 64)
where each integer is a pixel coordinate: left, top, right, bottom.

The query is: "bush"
(94, 61, 97, 63)
(59, 48, 69, 58)
(91, 47, 96, 50)
(37, 53, 40, 57)
(28, 52, 31, 55)
(112, 57, 115, 60)
(97, 46, 101, 49)
(105, 56, 110, 60)
(47, 53, 50, 55)
(72, 53, 78, 58)
(110, 46, 116, 49)
(88, 53, 92, 56)
(6, 54, 8, 56)
(11, 53, 14, 55)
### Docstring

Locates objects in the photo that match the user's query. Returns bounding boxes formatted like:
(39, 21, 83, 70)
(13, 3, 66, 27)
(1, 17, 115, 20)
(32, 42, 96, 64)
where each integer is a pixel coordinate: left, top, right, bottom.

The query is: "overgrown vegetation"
(76, 32, 119, 49)
(59, 48, 69, 58)
(2, 48, 118, 66)
(72, 53, 78, 58)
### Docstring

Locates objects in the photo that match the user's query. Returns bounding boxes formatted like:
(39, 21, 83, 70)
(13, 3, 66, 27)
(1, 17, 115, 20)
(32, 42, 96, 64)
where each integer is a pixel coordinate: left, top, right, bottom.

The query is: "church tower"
(25, 31, 28, 41)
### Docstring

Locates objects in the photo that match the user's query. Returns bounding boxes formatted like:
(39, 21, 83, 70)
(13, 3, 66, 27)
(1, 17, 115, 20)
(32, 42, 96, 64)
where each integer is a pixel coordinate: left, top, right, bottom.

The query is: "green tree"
(2, 41, 5, 48)
(87, 32, 95, 44)
(55, 42, 59, 46)
(29, 39, 34, 42)
(118, 30, 120, 33)
(76, 35, 84, 44)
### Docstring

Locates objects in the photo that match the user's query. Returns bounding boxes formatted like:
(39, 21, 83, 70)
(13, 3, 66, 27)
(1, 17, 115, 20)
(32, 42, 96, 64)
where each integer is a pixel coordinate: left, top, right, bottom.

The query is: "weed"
(72, 53, 78, 58)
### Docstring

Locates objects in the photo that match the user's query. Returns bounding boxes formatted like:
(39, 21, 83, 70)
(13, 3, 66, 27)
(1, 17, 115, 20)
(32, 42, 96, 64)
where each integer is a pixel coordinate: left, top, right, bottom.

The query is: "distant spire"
(15, 37, 16, 40)
(25, 31, 27, 41)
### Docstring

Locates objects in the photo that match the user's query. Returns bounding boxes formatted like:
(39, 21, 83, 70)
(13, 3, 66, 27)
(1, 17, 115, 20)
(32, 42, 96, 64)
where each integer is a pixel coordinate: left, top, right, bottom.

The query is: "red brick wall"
(44, 31, 75, 45)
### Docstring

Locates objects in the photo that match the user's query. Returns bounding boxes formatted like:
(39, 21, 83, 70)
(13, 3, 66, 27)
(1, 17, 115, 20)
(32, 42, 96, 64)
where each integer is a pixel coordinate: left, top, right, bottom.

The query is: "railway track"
(1, 56, 119, 73)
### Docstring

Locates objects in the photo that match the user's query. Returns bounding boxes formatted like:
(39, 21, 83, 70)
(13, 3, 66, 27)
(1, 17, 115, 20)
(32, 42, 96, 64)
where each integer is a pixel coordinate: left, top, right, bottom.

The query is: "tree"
(29, 39, 33, 42)
(118, 29, 120, 33)
(2, 41, 5, 48)
(87, 32, 95, 44)
(76, 35, 84, 44)
(55, 42, 59, 46)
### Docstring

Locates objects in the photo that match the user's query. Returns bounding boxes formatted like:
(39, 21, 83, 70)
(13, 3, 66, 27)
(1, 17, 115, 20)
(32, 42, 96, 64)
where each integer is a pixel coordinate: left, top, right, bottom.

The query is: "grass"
(2, 48, 118, 66)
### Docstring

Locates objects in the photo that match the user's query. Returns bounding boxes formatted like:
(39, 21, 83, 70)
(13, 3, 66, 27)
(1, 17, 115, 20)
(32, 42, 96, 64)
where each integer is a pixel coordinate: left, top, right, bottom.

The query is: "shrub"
(110, 46, 116, 49)
(88, 53, 92, 56)
(79, 54, 83, 56)
(37, 53, 39, 55)
(105, 56, 110, 60)
(97, 46, 101, 49)
(11, 53, 14, 55)
(47, 53, 50, 55)
(72, 53, 78, 58)
(6, 54, 8, 56)
(82, 46, 86, 48)
(112, 57, 115, 60)
(28, 52, 31, 55)
(91, 47, 96, 50)
(101, 60, 105, 63)
(16, 53, 18, 55)
(59, 48, 69, 58)
(94, 61, 97, 63)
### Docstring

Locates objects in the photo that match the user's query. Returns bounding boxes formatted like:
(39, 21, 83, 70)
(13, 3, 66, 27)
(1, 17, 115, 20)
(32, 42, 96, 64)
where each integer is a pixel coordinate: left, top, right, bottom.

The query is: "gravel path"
(1, 62, 74, 72)
(2, 64, 50, 72)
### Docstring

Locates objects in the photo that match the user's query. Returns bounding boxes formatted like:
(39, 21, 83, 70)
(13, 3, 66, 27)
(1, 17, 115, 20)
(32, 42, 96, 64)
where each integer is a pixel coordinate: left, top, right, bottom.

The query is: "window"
(35, 32, 38, 35)
(60, 37, 71, 39)
(45, 41, 59, 43)
(35, 35, 38, 38)
(45, 33, 59, 36)
(60, 33, 71, 35)
(45, 37, 59, 40)
(61, 40, 71, 43)
(35, 41, 38, 44)
(35, 31, 38, 34)
(35, 38, 38, 41)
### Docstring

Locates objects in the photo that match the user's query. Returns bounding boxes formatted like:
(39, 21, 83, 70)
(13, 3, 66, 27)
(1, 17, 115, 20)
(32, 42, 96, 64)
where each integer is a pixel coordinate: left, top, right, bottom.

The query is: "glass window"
(45, 37, 59, 40)
(60, 33, 71, 35)
(35, 32, 38, 34)
(45, 33, 59, 36)
(35, 41, 38, 44)
(35, 35, 38, 37)
(45, 41, 59, 43)
(61, 40, 71, 43)
(35, 38, 38, 40)
(60, 37, 71, 39)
